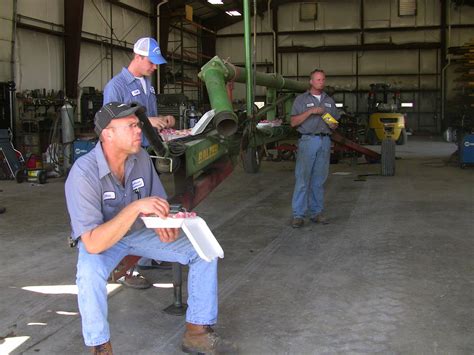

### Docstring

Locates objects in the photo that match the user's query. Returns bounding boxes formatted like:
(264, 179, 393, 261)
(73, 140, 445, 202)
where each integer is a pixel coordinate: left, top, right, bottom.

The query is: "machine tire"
(381, 139, 396, 176)
(38, 170, 47, 184)
(242, 146, 261, 174)
(396, 128, 408, 145)
(15, 169, 25, 183)
(366, 128, 377, 145)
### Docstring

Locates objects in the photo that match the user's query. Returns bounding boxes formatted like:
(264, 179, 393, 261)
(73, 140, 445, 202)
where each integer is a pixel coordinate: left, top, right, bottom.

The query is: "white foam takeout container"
(140, 216, 224, 262)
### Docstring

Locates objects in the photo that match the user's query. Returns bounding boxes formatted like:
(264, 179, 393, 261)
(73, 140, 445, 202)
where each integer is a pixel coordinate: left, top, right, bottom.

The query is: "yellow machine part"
(369, 112, 405, 141)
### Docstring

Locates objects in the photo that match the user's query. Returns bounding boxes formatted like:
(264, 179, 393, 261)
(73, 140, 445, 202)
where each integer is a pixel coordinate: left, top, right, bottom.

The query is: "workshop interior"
(0, 0, 473, 354)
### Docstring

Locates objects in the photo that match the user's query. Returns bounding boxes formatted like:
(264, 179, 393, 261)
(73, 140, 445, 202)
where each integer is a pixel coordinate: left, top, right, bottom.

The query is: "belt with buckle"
(299, 132, 331, 137)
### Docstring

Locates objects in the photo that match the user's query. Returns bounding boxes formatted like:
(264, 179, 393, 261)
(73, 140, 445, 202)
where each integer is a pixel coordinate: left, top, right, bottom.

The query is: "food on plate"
(171, 211, 197, 219)
(159, 128, 192, 141)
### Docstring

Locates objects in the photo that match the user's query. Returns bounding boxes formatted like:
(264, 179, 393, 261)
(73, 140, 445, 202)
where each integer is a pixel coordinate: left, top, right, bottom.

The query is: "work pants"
(76, 228, 218, 346)
(292, 135, 331, 218)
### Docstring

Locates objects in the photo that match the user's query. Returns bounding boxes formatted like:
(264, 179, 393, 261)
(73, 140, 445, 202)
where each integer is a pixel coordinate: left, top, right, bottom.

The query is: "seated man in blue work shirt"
(64, 102, 237, 354)
(104, 37, 176, 287)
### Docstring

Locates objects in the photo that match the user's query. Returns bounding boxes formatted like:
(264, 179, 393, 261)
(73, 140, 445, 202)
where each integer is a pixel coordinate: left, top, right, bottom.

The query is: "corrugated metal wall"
(0, 0, 153, 94)
(216, 0, 474, 132)
(0, 0, 473, 132)
(0, 1, 16, 82)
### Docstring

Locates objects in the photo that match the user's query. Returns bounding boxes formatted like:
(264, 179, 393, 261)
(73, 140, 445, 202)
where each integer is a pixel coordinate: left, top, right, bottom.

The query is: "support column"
(64, 0, 84, 98)
(272, 4, 279, 73)
(243, 0, 253, 118)
(158, 3, 171, 93)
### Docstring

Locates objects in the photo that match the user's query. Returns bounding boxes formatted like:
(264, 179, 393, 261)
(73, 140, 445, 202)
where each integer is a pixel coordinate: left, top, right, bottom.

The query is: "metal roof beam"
(278, 42, 441, 53)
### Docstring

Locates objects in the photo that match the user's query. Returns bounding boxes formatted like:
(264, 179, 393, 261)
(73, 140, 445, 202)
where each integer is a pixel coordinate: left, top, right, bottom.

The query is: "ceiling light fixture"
(226, 10, 241, 16)
(208, 0, 224, 4)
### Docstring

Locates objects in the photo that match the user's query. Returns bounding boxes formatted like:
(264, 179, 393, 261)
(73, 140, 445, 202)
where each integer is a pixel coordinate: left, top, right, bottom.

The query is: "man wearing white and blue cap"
(104, 37, 176, 288)
(104, 37, 175, 145)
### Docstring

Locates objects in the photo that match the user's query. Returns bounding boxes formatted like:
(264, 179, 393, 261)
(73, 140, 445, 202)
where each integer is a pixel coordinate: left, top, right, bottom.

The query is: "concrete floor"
(0, 136, 473, 354)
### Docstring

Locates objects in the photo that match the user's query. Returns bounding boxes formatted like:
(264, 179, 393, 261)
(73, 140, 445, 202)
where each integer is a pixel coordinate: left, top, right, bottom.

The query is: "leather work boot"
(119, 268, 151, 289)
(291, 217, 304, 228)
(182, 323, 238, 354)
(310, 214, 329, 225)
(91, 340, 113, 354)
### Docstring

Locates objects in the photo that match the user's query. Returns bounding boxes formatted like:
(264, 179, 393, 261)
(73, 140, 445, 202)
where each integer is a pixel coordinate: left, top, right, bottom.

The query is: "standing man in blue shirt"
(104, 37, 176, 287)
(104, 37, 175, 146)
(65, 102, 236, 355)
(290, 69, 339, 229)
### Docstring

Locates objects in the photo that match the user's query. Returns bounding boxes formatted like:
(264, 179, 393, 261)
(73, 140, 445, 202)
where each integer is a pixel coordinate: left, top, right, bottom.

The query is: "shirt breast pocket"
(103, 198, 123, 218)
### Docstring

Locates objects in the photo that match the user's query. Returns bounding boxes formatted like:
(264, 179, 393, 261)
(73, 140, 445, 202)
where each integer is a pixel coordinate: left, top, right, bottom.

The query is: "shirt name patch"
(131, 89, 141, 96)
(132, 178, 145, 191)
(324, 103, 332, 108)
(306, 103, 315, 107)
(103, 191, 116, 201)
(150, 86, 155, 94)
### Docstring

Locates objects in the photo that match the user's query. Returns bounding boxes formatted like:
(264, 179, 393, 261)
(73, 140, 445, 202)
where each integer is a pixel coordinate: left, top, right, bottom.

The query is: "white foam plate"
(141, 216, 185, 229)
(140, 216, 224, 262)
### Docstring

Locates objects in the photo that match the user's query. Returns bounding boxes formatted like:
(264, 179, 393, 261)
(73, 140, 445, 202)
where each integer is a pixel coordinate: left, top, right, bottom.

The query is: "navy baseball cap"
(133, 37, 167, 65)
(94, 102, 146, 136)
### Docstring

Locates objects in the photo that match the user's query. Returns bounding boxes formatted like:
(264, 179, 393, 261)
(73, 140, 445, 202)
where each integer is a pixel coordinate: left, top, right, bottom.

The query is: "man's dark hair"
(310, 68, 325, 78)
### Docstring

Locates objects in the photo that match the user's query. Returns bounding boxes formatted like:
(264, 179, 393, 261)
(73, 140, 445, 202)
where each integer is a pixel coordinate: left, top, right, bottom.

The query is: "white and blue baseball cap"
(133, 37, 167, 65)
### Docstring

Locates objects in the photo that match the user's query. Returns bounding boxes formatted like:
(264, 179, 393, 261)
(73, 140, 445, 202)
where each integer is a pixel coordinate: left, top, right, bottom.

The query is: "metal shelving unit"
(447, 38, 474, 130)
(165, 17, 206, 105)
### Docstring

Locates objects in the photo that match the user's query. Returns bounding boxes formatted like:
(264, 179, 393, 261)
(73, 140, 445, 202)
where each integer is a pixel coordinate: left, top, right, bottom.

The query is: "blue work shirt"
(65, 142, 167, 241)
(291, 91, 340, 135)
(103, 67, 158, 146)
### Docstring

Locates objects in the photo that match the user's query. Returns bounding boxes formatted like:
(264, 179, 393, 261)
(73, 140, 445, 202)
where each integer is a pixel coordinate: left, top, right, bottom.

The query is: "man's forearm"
(291, 110, 312, 127)
(81, 202, 140, 254)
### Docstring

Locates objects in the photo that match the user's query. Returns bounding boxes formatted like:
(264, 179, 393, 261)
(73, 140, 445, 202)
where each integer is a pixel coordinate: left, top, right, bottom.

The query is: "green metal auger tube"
(226, 64, 309, 93)
(198, 56, 310, 136)
(198, 58, 239, 137)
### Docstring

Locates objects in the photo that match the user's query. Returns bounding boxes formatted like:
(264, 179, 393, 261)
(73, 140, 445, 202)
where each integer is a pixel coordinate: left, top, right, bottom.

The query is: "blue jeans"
(292, 135, 331, 218)
(76, 228, 218, 346)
